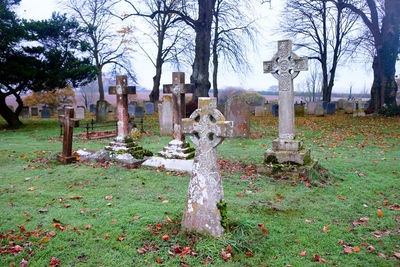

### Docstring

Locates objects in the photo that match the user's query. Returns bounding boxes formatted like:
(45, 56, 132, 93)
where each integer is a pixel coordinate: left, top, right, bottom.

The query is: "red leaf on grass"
(227, 245, 233, 253)
(338, 195, 348, 200)
(156, 258, 163, 264)
(237, 193, 244, 197)
(377, 210, 383, 217)
(299, 251, 307, 256)
(162, 234, 170, 241)
(50, 257, 60, 266)
(221, 249, 231, 261)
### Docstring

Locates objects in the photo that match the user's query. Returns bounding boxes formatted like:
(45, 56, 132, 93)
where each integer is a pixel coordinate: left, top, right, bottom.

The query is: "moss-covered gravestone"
(261, 40, 317, 176)
(181, 98, 233, 237)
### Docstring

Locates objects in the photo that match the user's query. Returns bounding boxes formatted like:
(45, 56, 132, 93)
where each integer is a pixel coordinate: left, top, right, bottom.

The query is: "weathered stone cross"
(163, 72, 195, 142)
(109, 75, 136, 142)
(264, 40, 308, 140)
(181, 97, 233, 237)
(58, 107, 79, 164)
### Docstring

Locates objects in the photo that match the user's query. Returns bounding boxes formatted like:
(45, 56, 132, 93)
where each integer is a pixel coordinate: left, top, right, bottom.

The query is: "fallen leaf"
(388, 203, 400, 211)
(299, 251, 307, 256)
(71, 196, 82, 199)
(377, 210, 383, 217)
(237, 193, 244, 197)
(166, 216, 173, 223)
(50, 257, 60, 266)
(85, 225, 91, 230)
(156, 258, 163, 264)
(367, 246, 375, 252)
(162, 200, 169, 204)
(338, 195, 348, 200)
(344, 247, 353, 254)
(20, 259, 29, 267)
(352, 246, 360, 252)
(28, 187, 35, 191)
(105, 196, 113, 200)
(162, 234, 170, 241)
(105, 234, 110, 239)
(221, 249, 231, 261)
(262, 228, 268, 234)
(133, 216, 141, 219)
(64, 204, 71, 208)
(227, 245, 232, 253)
(117, 237, 124, 241)
(245, 250, 254, 258)
(323, 225, 331, 233)
(393, 252, 400, 258)
(372, 230, 390, 238)
(38, 237, 50, 243)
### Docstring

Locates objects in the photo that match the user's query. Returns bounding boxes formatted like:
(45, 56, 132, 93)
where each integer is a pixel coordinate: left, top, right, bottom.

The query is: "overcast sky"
(17, 0, 399, 93)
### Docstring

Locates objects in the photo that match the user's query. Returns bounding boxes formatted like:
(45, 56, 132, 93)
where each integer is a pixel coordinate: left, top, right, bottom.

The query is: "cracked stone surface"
(181, 98, 233, 237)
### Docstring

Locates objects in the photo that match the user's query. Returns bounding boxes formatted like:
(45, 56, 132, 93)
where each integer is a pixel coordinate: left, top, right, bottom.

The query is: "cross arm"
(263, 61, 274, 74)
(213, 121, 234, 138)
(109, 86, 136, 95)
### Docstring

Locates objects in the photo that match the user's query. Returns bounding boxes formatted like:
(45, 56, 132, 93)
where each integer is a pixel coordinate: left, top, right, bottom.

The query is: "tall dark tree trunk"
(212, 8, 219, 102)
(191, 0, 216, 102)
(321, 0, 330, 102)
(150, 64, 162, 103)
(0, 94, 23, 128)
(97, 66, 104, 101)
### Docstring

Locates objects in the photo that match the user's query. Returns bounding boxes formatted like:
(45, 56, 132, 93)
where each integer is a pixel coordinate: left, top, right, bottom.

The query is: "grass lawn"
(0, 113, 399, 266)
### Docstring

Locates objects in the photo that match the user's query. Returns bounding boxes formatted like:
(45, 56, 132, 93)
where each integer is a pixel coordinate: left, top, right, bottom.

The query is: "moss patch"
(217, 200, 229, 232)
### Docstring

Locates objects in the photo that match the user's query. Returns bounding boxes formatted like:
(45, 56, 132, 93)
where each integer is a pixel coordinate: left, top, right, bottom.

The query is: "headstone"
(31, 107, 38, 116)
(22, 106, 30, 119)
(76, 106, 85, 119)
(134, 106, 144, 118)
(159, 72, 196, 159)
(181, 97, 234, 237)
(158, 95, 173, 136)
(265, 103, 273, 114)
(96, 100, 110, 122)
(128, 104, 135, 116)
(41, 106, 50, 119)
(307, 102, 317, 115)
(145, 102, 155, 115)
(315, 103, 324, 116)
(58, 107, 79, 164)
(272, 104, 279, 117)
(353, 100, 365, 117)
(343, 102, 354, 114)
(255, 106, 266, 117)
(225, 95, 250, 137)
(108, 75, 136, 142)
(89, 104, 96, 113)
(263, 40, 312, 166)
(326, 102, 336, 115)
(322, 101, 329, 111)
(337, 99, 346, 110)
(294, 105, 305, 117)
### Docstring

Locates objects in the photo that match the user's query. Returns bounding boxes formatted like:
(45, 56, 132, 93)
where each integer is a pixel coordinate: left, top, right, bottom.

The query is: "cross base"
(58, 154, 77, 165)
(105, 138, 153, 160)
(265, 138, 312, 165)
(158, 139, 195, 160)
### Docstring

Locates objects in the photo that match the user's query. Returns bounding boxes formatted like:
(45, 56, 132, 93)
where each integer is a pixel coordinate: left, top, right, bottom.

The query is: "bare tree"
(122, 0, 217, 102)
(63, 0, 135, 101)
(130, 0, 190, 104)
(280, 0, 359, 102)
(79, 80, 98, 108)
(331, 0, 400, 112)
(211, 0, 257, 101)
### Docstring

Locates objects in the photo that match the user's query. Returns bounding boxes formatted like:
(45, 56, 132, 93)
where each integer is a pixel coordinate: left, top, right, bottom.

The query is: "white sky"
(17, 0, 399, 93)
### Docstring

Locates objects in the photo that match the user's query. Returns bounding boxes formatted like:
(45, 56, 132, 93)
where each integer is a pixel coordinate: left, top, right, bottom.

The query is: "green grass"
(0, 113, 399, 266)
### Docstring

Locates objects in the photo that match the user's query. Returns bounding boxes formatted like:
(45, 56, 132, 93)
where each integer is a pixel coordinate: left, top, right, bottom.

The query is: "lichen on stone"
(216, 200, 229, 232)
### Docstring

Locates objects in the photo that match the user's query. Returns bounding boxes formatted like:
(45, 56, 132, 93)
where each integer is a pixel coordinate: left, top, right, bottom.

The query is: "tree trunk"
(0, 95, 23, 128)
(150, 65, 162, 103)
(191, 0, 216, 102)
(97, 67, 104, 101)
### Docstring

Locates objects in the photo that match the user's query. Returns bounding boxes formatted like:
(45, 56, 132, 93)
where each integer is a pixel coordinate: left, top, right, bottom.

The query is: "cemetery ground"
(0, 114, 399, 266)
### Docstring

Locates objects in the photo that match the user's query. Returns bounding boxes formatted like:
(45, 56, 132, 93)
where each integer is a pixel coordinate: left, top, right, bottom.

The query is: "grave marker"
(128, 104, 135, 116)
(31, 107, 39, 116)
(22, 106, 30, 119)
(225, 95, 251, 137)
(181, 97, 233, 237)
(326, 102, 336, 115)
(58, 107, 79, 164)
(76, 106, 85, 119)
(158, 95, 173, 136)
(135, 106, 144, 118)
(41, 106, 50, 119)
(145, 102, 155, 114)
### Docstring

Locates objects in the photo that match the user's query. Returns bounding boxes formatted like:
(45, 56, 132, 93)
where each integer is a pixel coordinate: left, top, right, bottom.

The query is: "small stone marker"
(128, 104, 135, 116)
(41, 106, 50, 119)
(307, 102, 317, 115)
(181, 97, 233, 237)
(135, 106, 144, 118)
(158, 95, 173, 136)
(76, 106, 85, 119)
(58, 107, 79, 164)
(337, 99, 346, 110)
(96, 99, 110, 122)
(145, 102, 155, 114)
(343, 102, 354, 114)
(294, 105, 305, 117)
(225, 95, 250, 137)
(265, 103, 273, 114)
(315, 103, 324, 116)
(159, 72, 195, 159)
(326, 103, 336, 115)
(89, 104, 96, 113)
(108, 75, 136, 142)
(21, 106, 30, 119)
(31, 107, 38, 116)
(255, 106, 266, 117)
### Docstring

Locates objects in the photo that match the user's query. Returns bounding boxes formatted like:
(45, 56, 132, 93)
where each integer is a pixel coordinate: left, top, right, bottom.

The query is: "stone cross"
(58, 107, 79, 164)
(181, 97, 233, 237)
(264, 40, 308, 140)
(109, 75, 136, 142)
(163, 72, 195, 141)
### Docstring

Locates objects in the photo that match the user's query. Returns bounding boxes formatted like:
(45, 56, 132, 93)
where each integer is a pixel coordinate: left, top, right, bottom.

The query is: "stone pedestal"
(158, 139, 195, 159)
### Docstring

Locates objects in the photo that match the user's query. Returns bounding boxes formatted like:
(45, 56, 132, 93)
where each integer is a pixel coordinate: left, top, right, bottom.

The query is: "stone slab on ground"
(77, 149, 145, 167)
(142, 157, 194, 172)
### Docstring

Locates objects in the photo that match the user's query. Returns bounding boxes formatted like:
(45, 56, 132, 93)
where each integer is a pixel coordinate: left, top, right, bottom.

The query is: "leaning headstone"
(294, 105, 305, 117)
(41, 106, 50, 119)
(145, 102, 155, 114)
(128, 104, 135, 116)
(22, 106, 30, 119)
(76, 106, 85, 119)
(262, 40, 316, 176)
(343, 102, 354, 114)
(181, 97, 233, 237)
(96, 100, 110, 122)
(307, 102, 317, 115)
(326, 103, 336, 115)
(272, 104, 279, 117)
(255, 106, 266, 117)
(225, 95, 250, 137)
(158, 95, 173, 136)
(31, 107, 38, 116)
(58, 107, 79, 164)
(135, 106, 144, 118)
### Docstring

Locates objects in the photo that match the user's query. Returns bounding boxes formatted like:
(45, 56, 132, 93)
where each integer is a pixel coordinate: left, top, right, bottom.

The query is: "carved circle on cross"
(271, 53, 301, 80)
(172, 85, 181, 96)
(187, 107, 225, 149)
